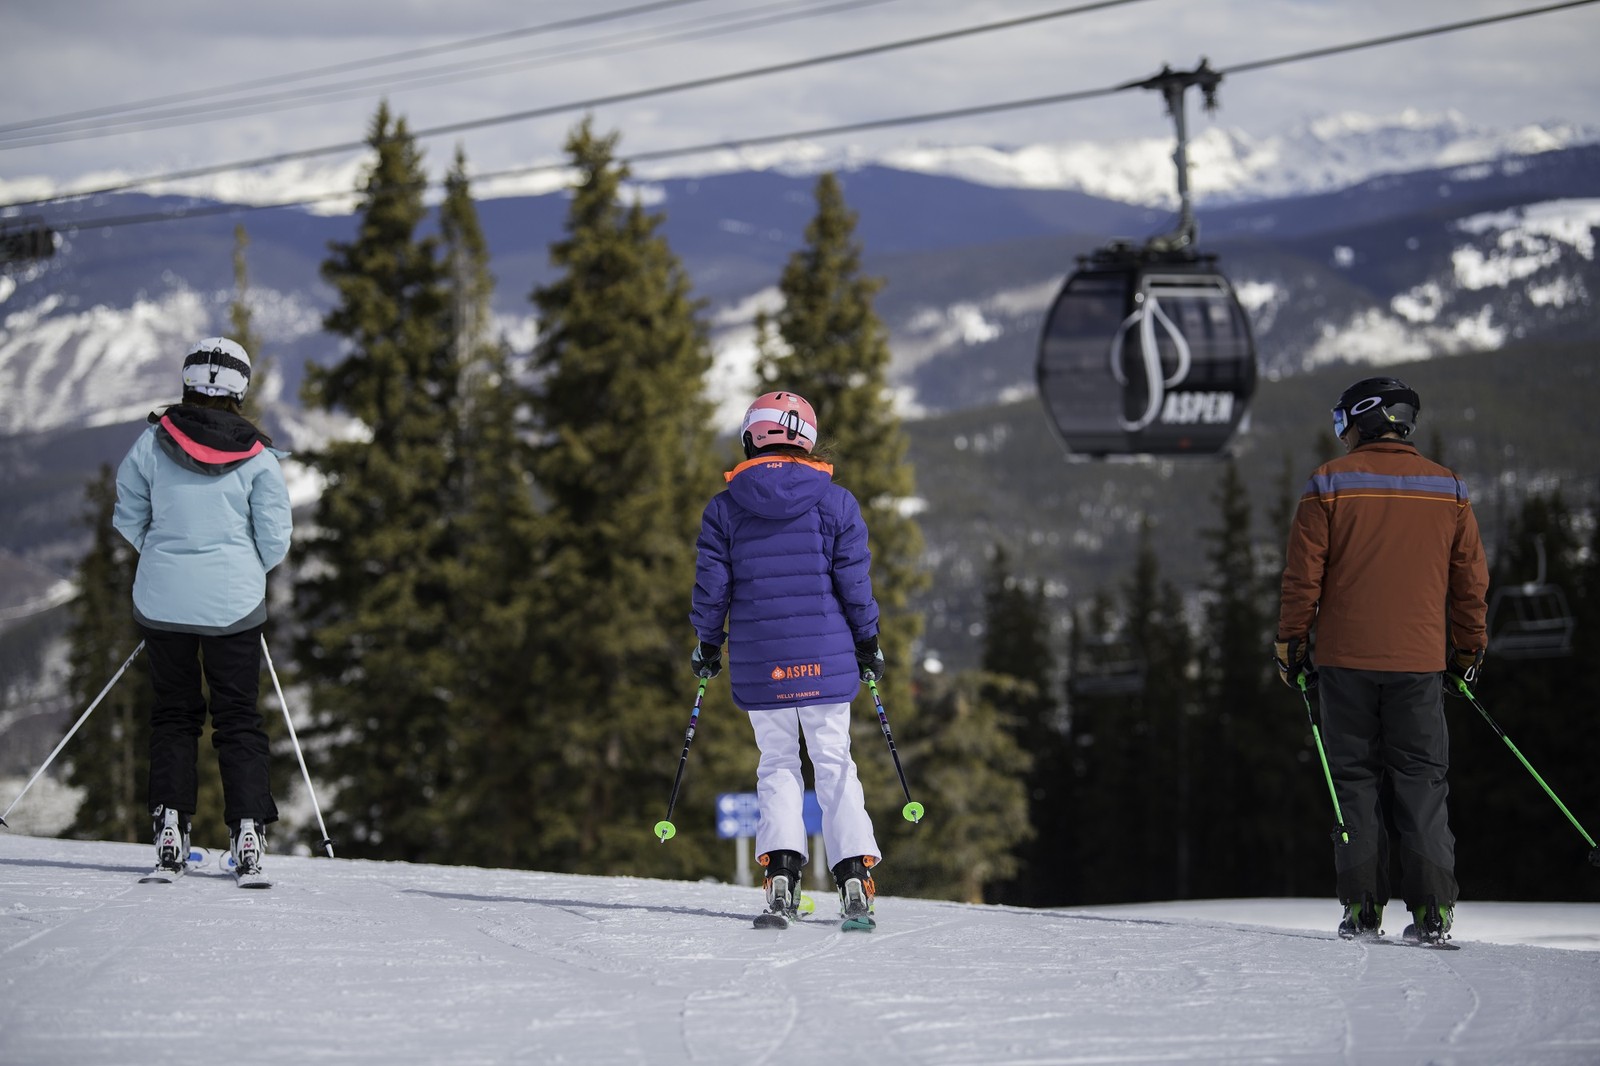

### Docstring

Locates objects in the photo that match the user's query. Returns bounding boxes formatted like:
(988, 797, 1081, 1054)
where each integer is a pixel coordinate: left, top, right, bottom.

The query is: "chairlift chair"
(0, 216, 57, 268)
(1487, 536, 1574, 659)
(1070, 634, 1147, 698)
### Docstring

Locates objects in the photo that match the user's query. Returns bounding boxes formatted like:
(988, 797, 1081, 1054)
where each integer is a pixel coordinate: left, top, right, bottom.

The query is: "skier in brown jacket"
(1276, 376, 1488, 945)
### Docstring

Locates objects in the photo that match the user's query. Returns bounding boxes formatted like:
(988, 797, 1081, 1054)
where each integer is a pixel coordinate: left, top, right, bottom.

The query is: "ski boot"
(1337, 893, 1383, 940)
(754, 850, 804, 928)
(1402, 897, 1453, 945)
(140, 806, 191, 883)
(833, 855, 876, 932)
(230, 818, 271, 889)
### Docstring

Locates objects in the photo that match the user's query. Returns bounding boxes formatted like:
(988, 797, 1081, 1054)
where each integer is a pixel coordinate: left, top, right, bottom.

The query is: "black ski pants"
(1318, 666, 1456, 910)
(142, 624, 278, 832)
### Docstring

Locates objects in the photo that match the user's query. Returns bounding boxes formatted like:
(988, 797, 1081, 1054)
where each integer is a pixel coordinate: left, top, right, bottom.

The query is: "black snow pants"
(1318, 666, 1456, 910)
(142, 624, 278, 832)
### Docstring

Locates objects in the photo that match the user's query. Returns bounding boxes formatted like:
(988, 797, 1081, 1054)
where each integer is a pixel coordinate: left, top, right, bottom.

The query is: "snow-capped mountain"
(4, 114, 1597, 438)
(873, 110, 1600, 206)
(6, 109, 1594, 212)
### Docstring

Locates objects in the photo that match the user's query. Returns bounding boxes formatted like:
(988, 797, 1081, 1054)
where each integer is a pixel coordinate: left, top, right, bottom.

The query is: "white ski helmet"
(181, 337, 252, 401)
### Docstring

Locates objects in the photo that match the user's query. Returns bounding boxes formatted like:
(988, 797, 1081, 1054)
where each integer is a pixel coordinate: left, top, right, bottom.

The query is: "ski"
(1393, 936, 1459, 950)
(138, 848, 207, 883)
(219, 850, 273, 889)
(1337, 930, 1458, 949)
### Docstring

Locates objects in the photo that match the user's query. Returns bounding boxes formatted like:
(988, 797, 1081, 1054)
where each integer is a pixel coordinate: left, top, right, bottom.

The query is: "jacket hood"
(151, 404, 272, 475)
(724, 454, 835, 519)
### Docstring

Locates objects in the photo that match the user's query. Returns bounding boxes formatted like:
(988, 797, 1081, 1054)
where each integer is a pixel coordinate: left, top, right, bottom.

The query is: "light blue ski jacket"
(113, 406, 292, 635)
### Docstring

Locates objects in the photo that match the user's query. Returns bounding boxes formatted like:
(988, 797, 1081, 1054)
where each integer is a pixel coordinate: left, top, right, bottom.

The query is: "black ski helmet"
(1332, 376, 1420, 441)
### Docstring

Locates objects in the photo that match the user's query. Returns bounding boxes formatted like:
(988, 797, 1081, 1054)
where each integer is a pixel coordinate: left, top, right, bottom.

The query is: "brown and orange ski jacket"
(1278, 439, 1488, 673)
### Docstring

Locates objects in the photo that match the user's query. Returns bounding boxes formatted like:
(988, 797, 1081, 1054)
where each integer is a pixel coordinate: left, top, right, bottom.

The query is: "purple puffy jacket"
(690, 454, 880, 711)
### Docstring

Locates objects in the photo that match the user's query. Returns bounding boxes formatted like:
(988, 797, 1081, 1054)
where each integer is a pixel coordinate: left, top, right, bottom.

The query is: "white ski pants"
(748, 701, 880, 872)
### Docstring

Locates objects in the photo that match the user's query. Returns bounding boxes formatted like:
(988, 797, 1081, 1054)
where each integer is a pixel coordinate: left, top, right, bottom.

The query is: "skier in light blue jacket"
(113, 337, 291, 883)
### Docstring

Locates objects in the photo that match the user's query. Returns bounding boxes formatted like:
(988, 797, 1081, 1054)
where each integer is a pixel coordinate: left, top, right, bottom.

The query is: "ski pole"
(1, 641, 145, 828)
(866, 679, 924, 824)
(655, 677, 707, 843)
(1450, 674, 1600, 866)
(1297, 674, 1352, 846)
(260, 635, 336, 858)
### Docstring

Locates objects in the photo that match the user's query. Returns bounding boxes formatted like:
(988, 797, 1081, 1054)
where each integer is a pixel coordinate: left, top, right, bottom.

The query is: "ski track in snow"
(2, 835, 1599, 1065)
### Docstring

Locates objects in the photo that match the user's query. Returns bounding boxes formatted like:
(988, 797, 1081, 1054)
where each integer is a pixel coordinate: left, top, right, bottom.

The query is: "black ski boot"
(139, 806, 190, 883)
(1402, 896, 1453, 945)
(1337, 893, 1383, 940)
(833, 855, 876, 931)
(754, 850, 804, 928)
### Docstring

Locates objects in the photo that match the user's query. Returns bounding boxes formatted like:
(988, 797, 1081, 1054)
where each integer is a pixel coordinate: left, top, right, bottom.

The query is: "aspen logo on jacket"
(770, 662, 823, 680)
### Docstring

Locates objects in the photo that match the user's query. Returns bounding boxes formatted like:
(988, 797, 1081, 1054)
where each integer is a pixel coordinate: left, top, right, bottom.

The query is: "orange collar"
(725, 454, 835, 482)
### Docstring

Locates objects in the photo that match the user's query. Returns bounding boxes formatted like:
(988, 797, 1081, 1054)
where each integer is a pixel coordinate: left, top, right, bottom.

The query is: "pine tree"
(433, 148, 547, 869)
(980, 544, 1060, 905)
(1064, 585, 1146, 903)
(752, 171, 929, 861)
(891, 672, 1029, 902)
(1119, 518, 1200, 901)
(295, 102, 462, 861)
(61, 465, 150, 842)
(1453, 491, 1593, 899)
(229, 224, 270, 425)
(1198, 458, 1319, 896)
(524, 119, 730, 877)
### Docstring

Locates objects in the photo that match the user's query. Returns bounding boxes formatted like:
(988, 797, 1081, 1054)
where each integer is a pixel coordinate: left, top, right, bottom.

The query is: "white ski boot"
(230, 818, 271, 889)
(139, 806, 190, 883)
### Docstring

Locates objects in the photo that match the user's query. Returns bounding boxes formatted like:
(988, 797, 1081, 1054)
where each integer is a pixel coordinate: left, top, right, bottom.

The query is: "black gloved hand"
(690, 641, 722, 679)
(1444, 646, 1484, 696)
(855, 636, 886, 682)
(1272, 637, 1317, 690)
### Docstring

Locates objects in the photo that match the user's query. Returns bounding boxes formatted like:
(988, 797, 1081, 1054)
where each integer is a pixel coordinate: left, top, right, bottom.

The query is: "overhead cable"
(16, 0, 1598, 224)
(0, 0, 717, 137)
(0, 0, 905, 149)
(0, 0, 1158, 209)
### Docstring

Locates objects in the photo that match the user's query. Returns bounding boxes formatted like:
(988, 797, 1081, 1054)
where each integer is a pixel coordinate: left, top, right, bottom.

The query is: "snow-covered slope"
(2, 833, 1598, 1064)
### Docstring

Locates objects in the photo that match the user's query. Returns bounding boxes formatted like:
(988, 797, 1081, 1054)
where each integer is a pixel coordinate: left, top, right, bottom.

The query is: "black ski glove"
(855, 636, 886, 682)
(690, 641, 722, 679)
(1273, 637, 1317, 690)
(1444, 646, 1484, 696)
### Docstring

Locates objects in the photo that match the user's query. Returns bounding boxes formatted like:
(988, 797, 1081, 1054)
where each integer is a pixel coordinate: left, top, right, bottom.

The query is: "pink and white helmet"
(741, 391, 818, 455)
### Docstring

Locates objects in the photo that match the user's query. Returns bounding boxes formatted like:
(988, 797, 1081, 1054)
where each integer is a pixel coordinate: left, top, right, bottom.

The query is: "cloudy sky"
(2, 0, 1596, 203)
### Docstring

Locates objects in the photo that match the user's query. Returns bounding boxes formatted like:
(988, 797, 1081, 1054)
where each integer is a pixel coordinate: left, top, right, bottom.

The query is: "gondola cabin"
(1037, 245, 1257, 457)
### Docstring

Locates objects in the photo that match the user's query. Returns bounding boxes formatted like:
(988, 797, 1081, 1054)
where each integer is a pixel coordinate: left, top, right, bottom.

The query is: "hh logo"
(770, 662, 822, 680)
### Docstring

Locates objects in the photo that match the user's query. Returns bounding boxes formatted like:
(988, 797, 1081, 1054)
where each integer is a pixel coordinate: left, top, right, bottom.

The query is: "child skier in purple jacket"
(690, 391, 885, 928)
